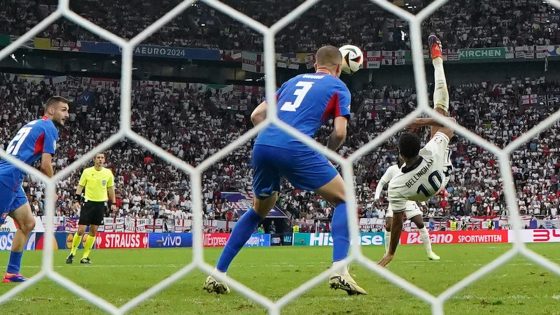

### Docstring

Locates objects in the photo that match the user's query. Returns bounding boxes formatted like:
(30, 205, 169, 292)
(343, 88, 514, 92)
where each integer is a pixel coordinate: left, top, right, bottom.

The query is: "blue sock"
(331, 202, 349, 262)
(7, 251, 23, 274)
(216, 208, 262, 272)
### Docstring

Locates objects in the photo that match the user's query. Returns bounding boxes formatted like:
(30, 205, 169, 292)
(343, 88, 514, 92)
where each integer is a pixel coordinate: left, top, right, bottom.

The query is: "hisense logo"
(308, 233, 383, 246)
(309, 233, 332, 246)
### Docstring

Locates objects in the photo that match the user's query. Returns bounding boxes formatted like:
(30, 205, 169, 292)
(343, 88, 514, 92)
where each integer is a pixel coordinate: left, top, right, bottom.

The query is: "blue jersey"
(254, 73, 351, 151)
(0, 117, 59, 182)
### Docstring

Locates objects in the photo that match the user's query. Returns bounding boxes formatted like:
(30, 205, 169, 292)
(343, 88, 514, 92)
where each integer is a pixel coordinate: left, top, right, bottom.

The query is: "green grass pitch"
(0, 243, 559, 314)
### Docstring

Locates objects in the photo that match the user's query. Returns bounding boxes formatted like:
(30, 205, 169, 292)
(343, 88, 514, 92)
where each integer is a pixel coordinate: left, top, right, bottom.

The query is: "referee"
(66, 152, 116, 264)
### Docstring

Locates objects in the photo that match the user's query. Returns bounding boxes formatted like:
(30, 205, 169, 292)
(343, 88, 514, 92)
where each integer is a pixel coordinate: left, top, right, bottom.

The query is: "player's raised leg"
(428, 34, 450, 138)
(429, 34, 448, 114)
(3, 195, 35, 283)
(315, 174, 367, 295)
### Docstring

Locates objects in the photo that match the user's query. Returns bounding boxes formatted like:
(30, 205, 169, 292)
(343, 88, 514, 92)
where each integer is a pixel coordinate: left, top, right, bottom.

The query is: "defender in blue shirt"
(205, 46, 366, 295)
(1, 96, 70, 283)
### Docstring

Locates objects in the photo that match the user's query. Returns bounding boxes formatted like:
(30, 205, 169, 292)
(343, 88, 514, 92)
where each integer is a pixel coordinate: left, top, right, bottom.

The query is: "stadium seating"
(0, 0, 558, 51)
(1, 72, 558, 224)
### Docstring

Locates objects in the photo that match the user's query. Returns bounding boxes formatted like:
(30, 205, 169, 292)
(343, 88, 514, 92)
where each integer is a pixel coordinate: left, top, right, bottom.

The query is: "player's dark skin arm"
(408, 118, 443, 129)
(409, 117, 455, 139)
(326, 116, 347, 151)
(388, 212, 405, 254)
(378, 211, 404, 267)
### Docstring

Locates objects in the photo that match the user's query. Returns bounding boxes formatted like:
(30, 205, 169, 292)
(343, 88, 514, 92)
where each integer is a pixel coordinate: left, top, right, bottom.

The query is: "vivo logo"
(162, 235, 182, 246)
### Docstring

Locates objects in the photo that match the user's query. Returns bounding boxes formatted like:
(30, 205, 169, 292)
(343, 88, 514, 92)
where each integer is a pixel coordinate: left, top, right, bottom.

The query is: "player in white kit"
(374, 162, 440, 260)
(379, 34, 454, 267)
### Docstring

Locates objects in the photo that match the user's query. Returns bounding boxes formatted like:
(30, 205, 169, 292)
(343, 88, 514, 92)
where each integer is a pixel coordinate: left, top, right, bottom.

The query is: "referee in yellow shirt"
(66, 152, 116, 264)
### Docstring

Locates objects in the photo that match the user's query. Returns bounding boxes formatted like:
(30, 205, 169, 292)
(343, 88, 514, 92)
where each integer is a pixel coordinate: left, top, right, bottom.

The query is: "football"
(339, 44, 363, 74)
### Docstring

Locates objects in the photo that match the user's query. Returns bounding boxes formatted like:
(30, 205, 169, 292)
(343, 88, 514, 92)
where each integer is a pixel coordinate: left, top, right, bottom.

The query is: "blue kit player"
(1, 96, 69, 283)
(204, 45, 366, 295)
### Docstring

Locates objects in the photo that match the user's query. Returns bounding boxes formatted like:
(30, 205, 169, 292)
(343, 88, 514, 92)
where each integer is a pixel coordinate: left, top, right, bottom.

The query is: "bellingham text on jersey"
(404, 159, 433, 189)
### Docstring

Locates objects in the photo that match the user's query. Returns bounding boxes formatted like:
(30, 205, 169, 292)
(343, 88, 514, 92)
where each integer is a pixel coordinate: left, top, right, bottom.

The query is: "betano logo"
(406, 232, 453, 244)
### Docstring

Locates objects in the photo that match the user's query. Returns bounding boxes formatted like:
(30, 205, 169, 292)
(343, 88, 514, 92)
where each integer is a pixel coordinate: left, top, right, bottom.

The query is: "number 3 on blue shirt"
(280, 81, 314, 112)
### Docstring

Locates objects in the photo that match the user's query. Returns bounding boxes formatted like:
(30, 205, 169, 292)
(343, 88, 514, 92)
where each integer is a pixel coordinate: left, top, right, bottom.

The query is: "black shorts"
(78, 201, 106, 226)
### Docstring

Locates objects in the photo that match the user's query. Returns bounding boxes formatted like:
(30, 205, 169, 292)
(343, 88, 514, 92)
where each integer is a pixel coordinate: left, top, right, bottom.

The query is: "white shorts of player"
(386, 201, 423, 220)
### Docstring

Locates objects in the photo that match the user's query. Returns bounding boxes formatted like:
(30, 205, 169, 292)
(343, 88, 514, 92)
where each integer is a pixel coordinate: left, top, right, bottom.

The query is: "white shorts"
(386, 201, 423, 220)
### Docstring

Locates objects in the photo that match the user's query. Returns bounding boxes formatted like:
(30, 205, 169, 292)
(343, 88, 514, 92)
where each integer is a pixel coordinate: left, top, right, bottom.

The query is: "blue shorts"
(0, 171, 28, 224)
(252, 144, 338, 199)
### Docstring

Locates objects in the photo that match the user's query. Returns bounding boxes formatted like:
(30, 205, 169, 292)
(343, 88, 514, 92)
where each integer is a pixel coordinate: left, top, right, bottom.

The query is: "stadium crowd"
(0, 0, 558, 51)
(1, 72, 559, 225)
(351, 77, 560, 221)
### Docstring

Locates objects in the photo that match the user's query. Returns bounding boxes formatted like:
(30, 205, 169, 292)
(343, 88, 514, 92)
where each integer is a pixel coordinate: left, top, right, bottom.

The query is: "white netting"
(0, 0, 559, 314)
